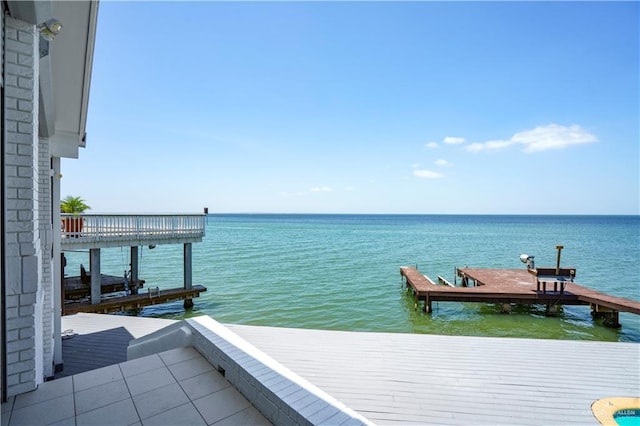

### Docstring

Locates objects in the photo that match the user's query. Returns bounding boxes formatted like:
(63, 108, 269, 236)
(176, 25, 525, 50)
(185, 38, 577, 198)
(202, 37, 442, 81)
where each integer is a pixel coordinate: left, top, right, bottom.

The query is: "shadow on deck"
(56, 327, 132, 378)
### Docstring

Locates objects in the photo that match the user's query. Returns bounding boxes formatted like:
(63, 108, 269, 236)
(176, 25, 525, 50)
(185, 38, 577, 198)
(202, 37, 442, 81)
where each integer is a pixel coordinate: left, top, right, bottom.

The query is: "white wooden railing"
(61, 214, 206, 247)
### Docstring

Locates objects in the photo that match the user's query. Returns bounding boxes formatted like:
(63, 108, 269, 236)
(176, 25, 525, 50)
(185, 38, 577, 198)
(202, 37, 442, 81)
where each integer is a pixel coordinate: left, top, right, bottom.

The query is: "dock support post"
(424, 297, 432, 313)
(183, 243, 193, 309)
(592, 305, 621, 328)
(603, 311, 620, 328)
(90, 248, 101, 305)
(130, 246, 139, 294)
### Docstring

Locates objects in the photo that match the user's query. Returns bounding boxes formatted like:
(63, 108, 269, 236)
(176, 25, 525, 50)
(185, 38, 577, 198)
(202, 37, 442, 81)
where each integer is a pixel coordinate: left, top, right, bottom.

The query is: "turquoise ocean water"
(64, 215, 640, 342)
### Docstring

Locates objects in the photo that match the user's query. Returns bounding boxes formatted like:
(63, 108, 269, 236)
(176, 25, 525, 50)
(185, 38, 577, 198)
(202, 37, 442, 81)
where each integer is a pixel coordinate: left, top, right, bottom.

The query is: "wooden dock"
(400, 266, 640, 327)
(63, 285, 207, 315)
(64, 274, 145, 299)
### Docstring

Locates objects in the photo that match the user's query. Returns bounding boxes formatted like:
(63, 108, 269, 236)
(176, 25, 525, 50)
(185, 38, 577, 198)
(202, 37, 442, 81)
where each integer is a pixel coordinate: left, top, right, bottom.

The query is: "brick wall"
(3, 15, 43, 396)
(38, 134, 53, 379)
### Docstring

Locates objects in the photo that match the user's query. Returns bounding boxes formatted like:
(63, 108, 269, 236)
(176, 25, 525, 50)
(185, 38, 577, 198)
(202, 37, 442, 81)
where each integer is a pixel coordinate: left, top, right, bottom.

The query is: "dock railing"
(61, 214, 206, 248)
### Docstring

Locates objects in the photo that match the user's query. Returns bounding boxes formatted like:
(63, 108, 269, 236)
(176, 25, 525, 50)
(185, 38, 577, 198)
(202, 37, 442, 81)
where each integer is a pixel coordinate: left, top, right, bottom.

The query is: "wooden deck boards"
(400, 266, 640, 315)
(63, 285, 206, 315)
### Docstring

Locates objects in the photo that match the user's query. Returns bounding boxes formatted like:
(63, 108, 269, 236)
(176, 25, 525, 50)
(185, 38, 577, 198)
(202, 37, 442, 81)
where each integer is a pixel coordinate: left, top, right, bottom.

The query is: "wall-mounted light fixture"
(38, 19, 63, 41)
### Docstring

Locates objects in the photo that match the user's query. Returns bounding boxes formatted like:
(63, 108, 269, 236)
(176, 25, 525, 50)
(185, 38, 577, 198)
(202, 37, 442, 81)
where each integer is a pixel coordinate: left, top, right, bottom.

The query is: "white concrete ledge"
(127, 315, 373, 426)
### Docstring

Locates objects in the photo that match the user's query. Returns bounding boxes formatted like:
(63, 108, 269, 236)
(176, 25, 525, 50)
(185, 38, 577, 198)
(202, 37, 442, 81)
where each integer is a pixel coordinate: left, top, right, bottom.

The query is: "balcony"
(61, 214, 206, 250)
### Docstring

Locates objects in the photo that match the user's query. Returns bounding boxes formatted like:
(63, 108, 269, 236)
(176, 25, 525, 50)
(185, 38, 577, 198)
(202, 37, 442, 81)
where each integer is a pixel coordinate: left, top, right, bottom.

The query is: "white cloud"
(435, 159, 453, 167)
(413, 169, 443, 179)
(311, 186, 332, 192)
(443, 136, 465, 145)
(466, 124, 597, 153)
(425, 142, 438, 149)
(279, 191, 305, 197)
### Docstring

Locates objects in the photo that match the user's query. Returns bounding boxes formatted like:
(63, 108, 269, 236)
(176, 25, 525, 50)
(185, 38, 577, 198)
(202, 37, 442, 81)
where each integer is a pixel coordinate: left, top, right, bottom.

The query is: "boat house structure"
(60, 213, 207, 315)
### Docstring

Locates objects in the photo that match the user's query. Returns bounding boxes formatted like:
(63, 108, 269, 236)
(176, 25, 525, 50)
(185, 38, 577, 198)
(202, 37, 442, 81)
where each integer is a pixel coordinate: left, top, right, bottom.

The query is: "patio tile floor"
(1, 348, 270, 426)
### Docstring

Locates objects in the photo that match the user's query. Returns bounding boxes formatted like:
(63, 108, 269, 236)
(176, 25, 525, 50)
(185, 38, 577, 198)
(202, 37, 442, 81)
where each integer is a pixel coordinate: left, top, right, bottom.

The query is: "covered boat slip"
(63, 273, 145, 300)
(60, 214, 207, 314)
(400, 266, 640, 327)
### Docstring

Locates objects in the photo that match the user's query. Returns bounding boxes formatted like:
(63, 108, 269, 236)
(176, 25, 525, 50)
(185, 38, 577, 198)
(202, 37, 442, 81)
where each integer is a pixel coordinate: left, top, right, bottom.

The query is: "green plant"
(60, 196, 90, 215)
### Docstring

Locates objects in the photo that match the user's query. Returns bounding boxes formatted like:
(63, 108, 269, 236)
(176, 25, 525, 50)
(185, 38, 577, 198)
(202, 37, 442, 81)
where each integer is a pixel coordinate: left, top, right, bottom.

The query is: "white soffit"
(49, 1, 98, 156)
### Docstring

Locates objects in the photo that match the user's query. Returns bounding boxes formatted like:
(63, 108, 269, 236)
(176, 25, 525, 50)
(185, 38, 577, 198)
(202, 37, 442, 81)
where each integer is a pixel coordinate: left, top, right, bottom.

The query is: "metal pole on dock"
(130, 246, 139, 294)
(90, 248, 101, 305)
(183, 243, 193, 309)
(555, 245, 564, 275)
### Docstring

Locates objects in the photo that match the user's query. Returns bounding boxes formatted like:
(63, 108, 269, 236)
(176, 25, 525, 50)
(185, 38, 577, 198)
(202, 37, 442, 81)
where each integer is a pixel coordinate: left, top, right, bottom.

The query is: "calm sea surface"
(64, 215, 640, 342)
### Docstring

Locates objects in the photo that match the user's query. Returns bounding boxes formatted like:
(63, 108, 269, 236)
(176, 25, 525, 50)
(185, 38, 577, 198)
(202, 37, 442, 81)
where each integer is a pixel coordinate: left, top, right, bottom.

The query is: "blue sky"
(61, 1, 639, 214)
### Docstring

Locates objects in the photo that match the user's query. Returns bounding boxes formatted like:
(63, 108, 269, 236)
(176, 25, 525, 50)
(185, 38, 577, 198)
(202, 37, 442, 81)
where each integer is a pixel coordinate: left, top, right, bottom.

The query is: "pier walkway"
(400, 266, 640, 327)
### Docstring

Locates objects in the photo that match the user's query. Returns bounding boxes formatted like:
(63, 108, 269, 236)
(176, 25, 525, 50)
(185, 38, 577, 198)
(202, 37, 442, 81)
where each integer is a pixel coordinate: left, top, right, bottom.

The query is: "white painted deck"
(228, 325, 639, 425)
(61, 214, 205, 249)
(4, 314, 637, 425)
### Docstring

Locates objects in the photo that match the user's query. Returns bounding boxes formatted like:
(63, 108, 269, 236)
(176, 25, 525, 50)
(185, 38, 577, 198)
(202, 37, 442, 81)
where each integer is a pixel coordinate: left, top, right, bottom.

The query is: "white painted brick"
(17, 52, 34, 69)
(5, 316, 32, 332)
(17, 144, 32, 155)
(5, 86, 32, 101)
(7, 330, 19, 342)
(17, 76, 33, 89)
(19, 305, 35, 318)
(5, 49, 18, 64)
(18, 232, 33, 243)
(20, 349, 35, 361)
(5, 154, 33, 168)
(8, 338, 35, 355)
(6, 200, 33, 213)
(20, 243, 36, 256)
(18, 210, 32, 221)
(17, 29, 33, 43)
(5, 143, 18, 155)
(5, 74, 18, 87)
(6, 133, 33, 148)
(20, 369, 35, 383)
(6, 98, 18, 111)
(5, 165, 18, 178)
(20, 293, 36, 306)
(6, 308, 19, 320)
(17, 99, 32, 111)
(7, 374, 20, 388)
(6, 359, 33, 376)
(6, 295, 20, 309)
(5, 39, 33, 55)
(6, 352, 20, 365)
(18, 122, 33, 134)
(6, 109, 32, 122)
(18, 166, 32, 178)
(18, 188, 32, 199)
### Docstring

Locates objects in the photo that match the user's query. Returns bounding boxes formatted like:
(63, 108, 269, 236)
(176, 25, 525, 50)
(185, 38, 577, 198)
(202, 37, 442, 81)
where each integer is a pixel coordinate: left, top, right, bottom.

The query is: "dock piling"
(183, 243, 194, 309)
(90, 248, 101, 305)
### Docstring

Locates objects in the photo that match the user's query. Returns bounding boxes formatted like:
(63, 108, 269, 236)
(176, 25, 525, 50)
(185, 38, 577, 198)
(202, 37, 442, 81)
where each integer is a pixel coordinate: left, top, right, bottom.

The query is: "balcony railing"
(61, 214, 206, 248)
